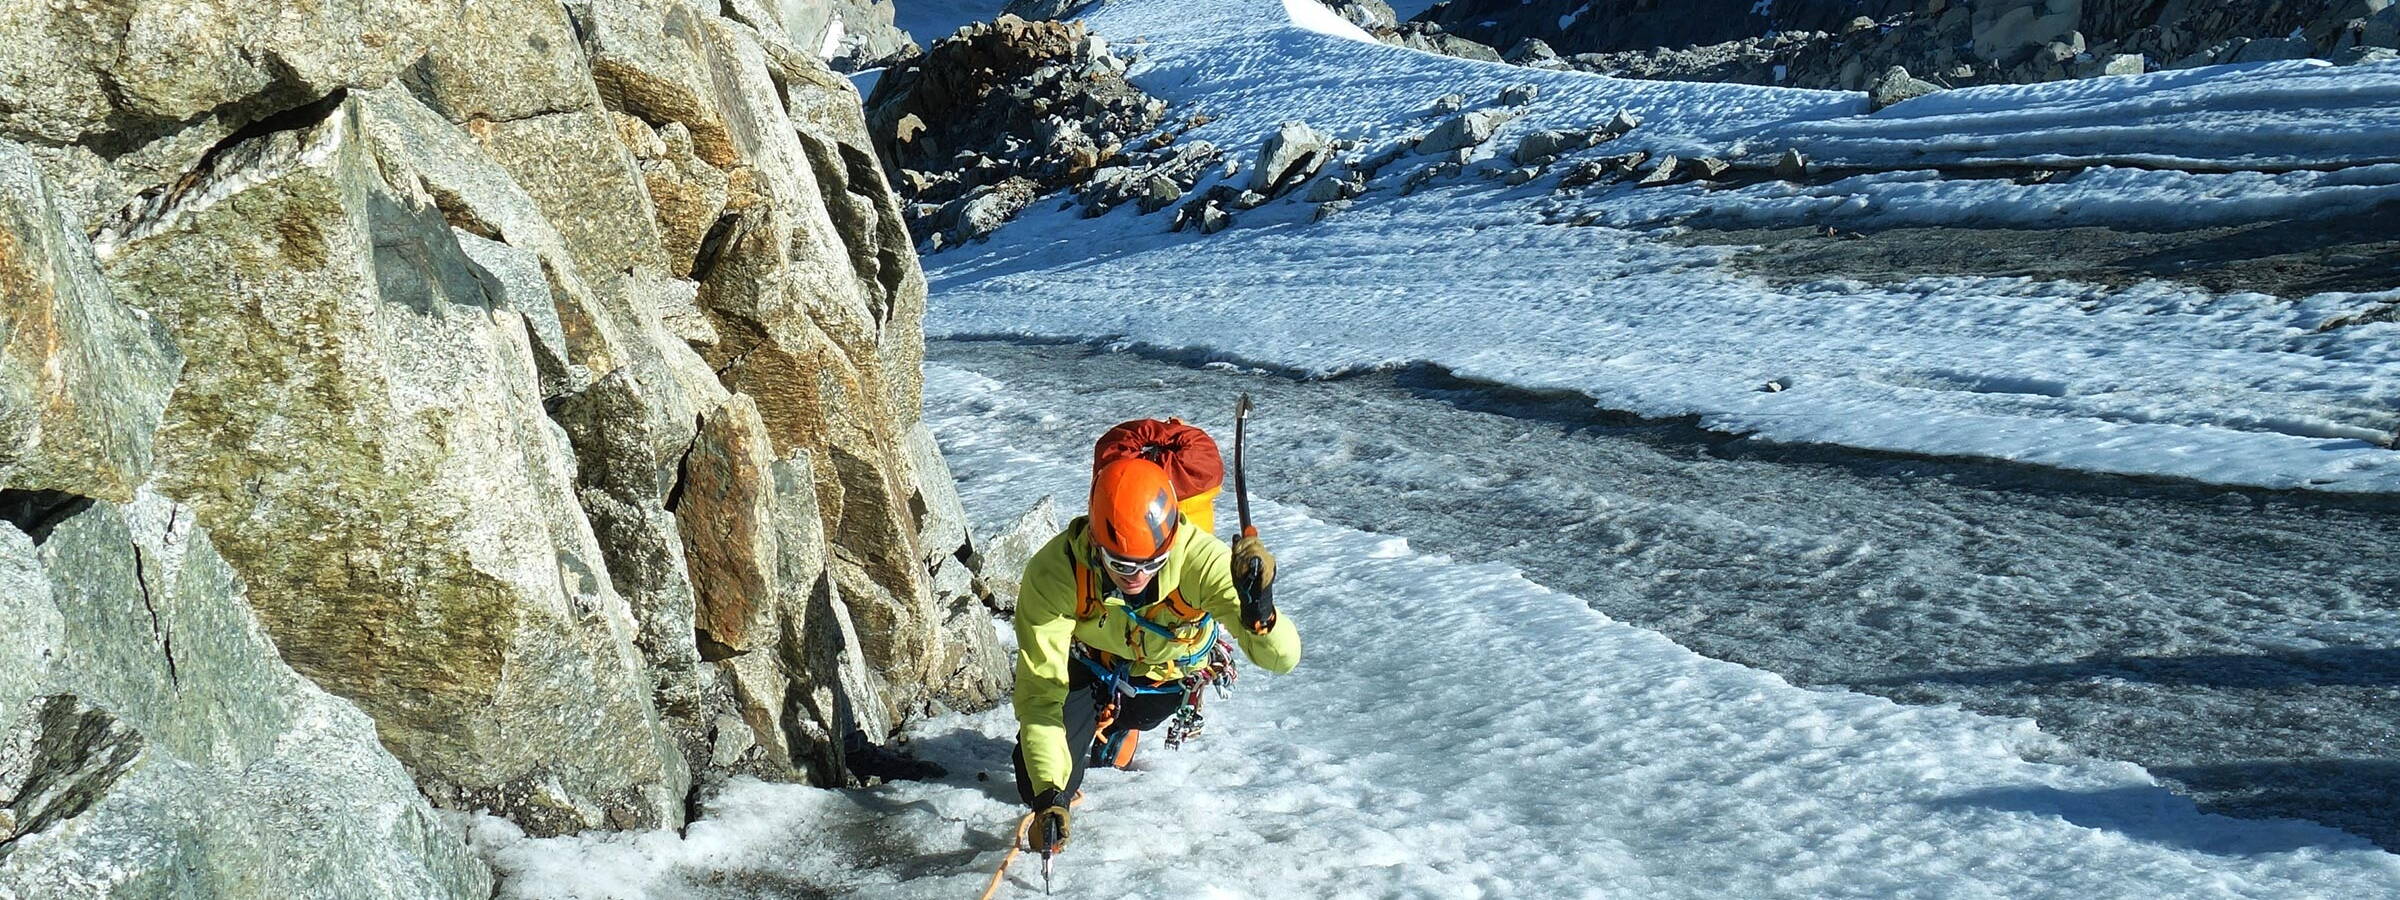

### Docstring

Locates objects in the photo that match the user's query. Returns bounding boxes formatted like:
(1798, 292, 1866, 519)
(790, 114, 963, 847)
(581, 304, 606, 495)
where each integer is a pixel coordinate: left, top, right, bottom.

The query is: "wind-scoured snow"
(921, 0, 2400, 493)
(1779, 60, 2400, 170)
(473, 363, 2400, 898)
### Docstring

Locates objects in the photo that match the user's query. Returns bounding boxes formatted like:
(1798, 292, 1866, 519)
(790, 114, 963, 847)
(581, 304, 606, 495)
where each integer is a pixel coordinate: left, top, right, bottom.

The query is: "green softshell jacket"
(1014, 516, 1302, 795)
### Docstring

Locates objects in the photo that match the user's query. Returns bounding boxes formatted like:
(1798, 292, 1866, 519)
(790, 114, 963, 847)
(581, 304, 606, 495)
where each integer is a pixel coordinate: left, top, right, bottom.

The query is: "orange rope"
(976, 793, 1085, 899)
(976, 812, 1037, 900)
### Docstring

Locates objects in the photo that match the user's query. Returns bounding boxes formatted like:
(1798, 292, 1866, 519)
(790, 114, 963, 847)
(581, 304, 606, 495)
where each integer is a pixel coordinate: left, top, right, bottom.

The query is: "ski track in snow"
(920, 0, 2400, 494)
(474, 363, 2400, 898)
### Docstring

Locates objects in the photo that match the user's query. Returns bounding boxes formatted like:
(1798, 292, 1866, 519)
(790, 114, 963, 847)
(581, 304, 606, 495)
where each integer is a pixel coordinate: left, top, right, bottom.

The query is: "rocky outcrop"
(1415, 1, 2400, 91)
(1326, 0, 1402, 31)
(1383, 23, 1506, 62)
(1415, 0, 1915, 57)
(2, 0, 1005, 888)
(866, 15, 1167, 247)
(777, 0, 921, 71)
(0, 492, 494, 899)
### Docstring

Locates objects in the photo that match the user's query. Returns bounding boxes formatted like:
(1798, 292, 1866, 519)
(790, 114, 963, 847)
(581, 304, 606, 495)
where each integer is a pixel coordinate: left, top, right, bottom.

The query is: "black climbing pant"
(1013, 658, 1185, 805)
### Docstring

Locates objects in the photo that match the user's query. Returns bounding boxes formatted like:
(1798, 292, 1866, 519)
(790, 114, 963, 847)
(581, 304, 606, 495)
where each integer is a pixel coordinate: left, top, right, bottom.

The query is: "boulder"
(1139, 174, 1188, 214)
(1197, 205, 1233, 234)
(943, 177, 1043, 245)
(1402, 161, 1464, 195)
(1385, 23, 1505, 62)
(1303, 172, 1367, 203)
(1324, 0, 1401, 31)
(1514, 130, 1581, 165)
(1774, 148, 1810, 180)
(1636, 154, 1686, 186)
(2088, 52, 2147, 77)
(1431, 93, 1468, 115)
(1868, 65, 1942, 110)
(1253, 121, 1333, 196)
(1498, 83, 1541, 107)
(1174, 187, 1242, 233)
(1417, 109, 1514, 155)
(1505, 38, 1565, 66)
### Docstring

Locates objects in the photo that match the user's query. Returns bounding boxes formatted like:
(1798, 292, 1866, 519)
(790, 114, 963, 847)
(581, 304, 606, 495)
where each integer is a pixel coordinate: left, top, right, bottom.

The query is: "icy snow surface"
(931, 338, 2400, 850)
(474, 363, 2400, 898)
(923, 0, 2400, 493)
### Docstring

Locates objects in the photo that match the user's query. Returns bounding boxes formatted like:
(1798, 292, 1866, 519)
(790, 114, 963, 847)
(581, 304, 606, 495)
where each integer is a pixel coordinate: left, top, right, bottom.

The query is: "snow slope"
(473, 363, 2400, 898)
(922, 0, 2400, 493)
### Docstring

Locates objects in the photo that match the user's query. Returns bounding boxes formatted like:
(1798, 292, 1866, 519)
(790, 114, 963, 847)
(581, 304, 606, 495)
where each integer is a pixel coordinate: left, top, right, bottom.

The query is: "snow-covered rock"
(866, 15, 1166, 245)
(1416, 109, 1513, 155)
(1869, 65, 1944, 110)
(1253, 121, 1334, 196)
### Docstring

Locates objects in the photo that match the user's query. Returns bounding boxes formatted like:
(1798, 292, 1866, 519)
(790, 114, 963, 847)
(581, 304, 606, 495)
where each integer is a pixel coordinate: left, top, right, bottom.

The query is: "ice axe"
(1038, 814, 1063, 895)
(1232, 394, 1274, 634)
(1234, 393, 1255, 540)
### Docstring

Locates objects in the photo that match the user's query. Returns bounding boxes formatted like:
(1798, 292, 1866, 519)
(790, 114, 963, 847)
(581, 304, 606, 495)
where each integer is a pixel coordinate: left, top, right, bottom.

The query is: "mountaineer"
(1010, 417, 1300, 857)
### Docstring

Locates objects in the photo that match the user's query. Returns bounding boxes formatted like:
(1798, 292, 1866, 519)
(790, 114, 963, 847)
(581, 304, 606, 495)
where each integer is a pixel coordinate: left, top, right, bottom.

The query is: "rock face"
(1413, 1, 2400, 91)
(0, 492, 494, 899)
(866, 15, 1166, 247)
(779, 1, 921, 71)
(2, 0, 1005, 887)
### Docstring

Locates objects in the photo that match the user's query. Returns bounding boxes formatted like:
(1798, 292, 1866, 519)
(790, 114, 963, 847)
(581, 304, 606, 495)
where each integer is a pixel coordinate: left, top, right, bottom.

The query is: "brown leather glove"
(1232, 535, 1277, 634)
(1029, 790, 1071, 853)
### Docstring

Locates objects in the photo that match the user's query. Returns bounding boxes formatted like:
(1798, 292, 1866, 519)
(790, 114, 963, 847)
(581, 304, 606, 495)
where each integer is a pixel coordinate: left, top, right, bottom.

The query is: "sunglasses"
(1099, 547, 1169, 578)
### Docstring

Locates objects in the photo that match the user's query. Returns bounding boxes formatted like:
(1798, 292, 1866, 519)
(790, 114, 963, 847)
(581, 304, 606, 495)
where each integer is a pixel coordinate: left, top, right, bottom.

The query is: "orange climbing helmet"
(1089, 457, 1180, 561)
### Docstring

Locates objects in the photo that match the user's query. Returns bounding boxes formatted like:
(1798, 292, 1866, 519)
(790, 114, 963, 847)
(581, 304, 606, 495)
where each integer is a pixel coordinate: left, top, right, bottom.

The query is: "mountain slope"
(922, 0, 2400, 492)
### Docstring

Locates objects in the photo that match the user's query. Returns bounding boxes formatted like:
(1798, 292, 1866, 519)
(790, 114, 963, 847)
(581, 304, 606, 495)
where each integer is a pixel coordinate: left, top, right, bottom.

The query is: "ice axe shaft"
(1234, 393, 1255, 539)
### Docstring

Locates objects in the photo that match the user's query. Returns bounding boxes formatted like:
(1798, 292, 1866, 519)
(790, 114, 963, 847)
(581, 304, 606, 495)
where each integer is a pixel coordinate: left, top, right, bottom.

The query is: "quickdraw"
(1164, 631, 1239, 750)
